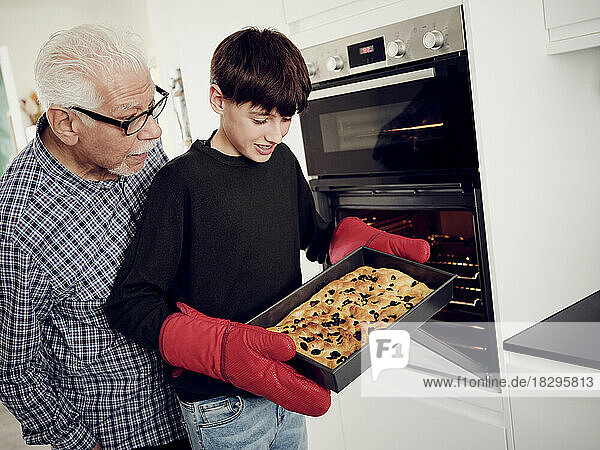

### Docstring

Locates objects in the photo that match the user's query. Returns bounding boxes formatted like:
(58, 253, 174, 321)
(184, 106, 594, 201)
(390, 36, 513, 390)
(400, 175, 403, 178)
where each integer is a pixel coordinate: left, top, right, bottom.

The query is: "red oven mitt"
(159, 302, 331, 417)
(329, 216, 430, 264)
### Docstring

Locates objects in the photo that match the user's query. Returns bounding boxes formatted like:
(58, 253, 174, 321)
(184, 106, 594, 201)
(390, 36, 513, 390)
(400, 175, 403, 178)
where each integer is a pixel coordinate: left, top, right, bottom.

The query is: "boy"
(104, 28, 429, 450)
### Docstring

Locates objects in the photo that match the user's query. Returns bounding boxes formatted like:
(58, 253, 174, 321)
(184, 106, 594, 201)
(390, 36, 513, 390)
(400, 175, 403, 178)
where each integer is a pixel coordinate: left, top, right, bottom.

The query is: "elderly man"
(0, 25, 189, 450)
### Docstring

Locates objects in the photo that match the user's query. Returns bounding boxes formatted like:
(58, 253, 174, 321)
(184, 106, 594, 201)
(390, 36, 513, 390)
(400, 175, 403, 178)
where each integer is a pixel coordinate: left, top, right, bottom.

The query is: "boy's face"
(218, 100, 292, 163)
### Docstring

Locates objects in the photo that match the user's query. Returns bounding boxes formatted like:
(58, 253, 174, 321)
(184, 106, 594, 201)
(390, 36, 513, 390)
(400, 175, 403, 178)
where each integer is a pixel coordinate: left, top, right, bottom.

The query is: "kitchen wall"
(145, 0, 291, 144)
(0, 0, 153, 105)
(0, 0, 160, 152)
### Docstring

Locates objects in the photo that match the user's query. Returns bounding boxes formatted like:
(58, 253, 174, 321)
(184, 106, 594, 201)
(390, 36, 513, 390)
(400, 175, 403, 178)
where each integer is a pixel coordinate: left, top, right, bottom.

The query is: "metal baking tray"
(247, 247, 457, 392)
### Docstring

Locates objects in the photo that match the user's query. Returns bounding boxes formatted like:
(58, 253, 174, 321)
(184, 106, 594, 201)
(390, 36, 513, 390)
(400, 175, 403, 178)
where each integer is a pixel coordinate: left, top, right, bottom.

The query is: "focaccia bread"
(267, 266, 433, 369)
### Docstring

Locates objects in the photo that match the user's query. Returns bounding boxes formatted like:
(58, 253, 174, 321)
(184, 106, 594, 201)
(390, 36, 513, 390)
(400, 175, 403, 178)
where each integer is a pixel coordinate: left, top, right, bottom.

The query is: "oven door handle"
(308, 67, 435, 101)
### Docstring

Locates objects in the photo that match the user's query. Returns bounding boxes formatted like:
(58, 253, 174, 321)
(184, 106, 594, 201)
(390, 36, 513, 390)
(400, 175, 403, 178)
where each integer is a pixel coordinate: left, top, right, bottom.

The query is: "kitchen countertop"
(503, 289, 600, 370)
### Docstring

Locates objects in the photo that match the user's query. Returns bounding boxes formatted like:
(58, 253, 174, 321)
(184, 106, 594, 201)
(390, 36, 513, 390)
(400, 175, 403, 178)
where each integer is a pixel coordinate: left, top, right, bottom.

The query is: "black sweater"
(104, 136, 333, 401)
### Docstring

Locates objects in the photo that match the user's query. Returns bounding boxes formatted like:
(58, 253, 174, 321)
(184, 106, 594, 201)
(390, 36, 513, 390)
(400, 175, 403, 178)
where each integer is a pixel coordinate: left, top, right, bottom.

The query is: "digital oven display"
(348, 37, 385, 68)
(359, 45, 375, 55)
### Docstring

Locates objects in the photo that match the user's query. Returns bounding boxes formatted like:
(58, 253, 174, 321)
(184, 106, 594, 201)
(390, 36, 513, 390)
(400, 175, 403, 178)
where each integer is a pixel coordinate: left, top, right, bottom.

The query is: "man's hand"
(159, 303, 331, 417)
(93, 444, 101, 450)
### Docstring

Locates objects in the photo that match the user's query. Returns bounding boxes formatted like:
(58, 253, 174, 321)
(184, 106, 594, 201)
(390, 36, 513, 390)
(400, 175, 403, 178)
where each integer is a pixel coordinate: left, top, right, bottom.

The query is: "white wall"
(145, 0, 291, 146)
(464, 0, 600, 332)
(0, 0, 158, 153)
(0, 0, 153, 108)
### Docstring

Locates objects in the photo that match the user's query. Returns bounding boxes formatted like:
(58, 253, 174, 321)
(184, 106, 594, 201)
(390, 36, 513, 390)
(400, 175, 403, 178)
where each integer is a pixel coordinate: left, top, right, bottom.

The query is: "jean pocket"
(197, 396, 244, 428)
(180, 399, 196, 414)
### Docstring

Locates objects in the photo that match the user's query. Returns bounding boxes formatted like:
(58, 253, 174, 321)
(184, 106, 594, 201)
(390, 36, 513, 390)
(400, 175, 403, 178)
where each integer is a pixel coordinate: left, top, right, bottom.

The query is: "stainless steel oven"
(300, 6, 500, 380)
(300, 6, 477, 179)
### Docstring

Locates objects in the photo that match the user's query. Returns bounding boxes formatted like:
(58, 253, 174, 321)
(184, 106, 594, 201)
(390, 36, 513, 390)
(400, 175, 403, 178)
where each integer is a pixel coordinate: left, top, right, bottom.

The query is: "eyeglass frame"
(70, 85, 169, 136)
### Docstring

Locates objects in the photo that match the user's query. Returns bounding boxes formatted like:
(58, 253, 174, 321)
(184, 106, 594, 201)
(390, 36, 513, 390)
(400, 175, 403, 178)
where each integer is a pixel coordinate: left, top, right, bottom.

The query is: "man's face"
(220, 101, 292, 163)
(77, 70, 161, 177)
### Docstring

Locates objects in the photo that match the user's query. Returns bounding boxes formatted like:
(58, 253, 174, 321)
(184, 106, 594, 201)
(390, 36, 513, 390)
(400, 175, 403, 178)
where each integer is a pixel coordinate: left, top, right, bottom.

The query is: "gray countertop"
(503, 289, 600, 370)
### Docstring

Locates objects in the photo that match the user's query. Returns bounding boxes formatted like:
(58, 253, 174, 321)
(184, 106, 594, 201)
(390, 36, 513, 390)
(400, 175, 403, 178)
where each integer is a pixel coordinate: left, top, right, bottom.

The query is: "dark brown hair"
(210, 27, 311, 116)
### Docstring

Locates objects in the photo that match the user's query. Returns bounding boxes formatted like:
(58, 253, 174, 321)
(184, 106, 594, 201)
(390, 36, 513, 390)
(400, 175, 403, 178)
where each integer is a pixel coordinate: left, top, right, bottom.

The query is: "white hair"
(35, 24, 148, 112)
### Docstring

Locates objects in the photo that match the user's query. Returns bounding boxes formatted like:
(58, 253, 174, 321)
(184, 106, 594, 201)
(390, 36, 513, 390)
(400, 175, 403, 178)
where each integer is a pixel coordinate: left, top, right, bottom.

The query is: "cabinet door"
(543, 0, 600, 54)
(307, 329, 507, 449)
(506, 352, 600, 450)
(283, 0, 357, 24)
(336, 369, 506, 450)
(306, 392, 345, 450)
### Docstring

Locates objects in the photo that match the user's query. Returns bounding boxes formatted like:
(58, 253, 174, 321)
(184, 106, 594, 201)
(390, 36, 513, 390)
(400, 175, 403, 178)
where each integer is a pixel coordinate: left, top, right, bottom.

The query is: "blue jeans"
(178, 395, 308, 450)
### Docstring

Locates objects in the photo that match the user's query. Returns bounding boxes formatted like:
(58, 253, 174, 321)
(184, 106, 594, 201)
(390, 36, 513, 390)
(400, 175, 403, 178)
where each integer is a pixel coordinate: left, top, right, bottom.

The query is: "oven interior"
(334, 206, 499, 376)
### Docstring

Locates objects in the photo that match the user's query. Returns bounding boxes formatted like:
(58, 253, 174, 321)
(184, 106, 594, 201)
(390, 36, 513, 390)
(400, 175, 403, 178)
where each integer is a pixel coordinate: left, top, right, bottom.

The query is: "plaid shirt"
(0, 116, 187, 450)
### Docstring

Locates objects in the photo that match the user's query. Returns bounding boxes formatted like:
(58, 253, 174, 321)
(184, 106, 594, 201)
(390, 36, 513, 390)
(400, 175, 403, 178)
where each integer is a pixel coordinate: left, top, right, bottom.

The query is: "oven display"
(348, 37, 385, 68)
(359, 45, 374, 55)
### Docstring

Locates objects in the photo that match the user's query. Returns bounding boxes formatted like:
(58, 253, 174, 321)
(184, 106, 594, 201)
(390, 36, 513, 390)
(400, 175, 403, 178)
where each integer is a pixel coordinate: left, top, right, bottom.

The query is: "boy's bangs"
(227, 63, 308, 117)
(212, 28, 311, 116)
(251, 78, 304, 118)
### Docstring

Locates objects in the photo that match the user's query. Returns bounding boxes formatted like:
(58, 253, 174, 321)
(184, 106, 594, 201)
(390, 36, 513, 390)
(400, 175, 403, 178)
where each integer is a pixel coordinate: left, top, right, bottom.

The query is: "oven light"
(434, 261, 476, 267)
(455, 286, 481, 292)
(428, 234, 453, 240)
(455, 344, 486, 351)
(429, 261, 475, 267)
(381, 122, 444, 133)
(450, 298, 481, 306)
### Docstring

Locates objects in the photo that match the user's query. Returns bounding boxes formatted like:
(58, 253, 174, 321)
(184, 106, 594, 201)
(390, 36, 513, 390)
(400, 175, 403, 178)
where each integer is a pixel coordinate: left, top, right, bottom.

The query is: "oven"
(300, 6, 500, 380)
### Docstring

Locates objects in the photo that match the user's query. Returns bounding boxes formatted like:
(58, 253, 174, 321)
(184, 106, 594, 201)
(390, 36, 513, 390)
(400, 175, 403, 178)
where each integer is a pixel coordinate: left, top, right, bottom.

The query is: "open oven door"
(310, 177, 500, 386)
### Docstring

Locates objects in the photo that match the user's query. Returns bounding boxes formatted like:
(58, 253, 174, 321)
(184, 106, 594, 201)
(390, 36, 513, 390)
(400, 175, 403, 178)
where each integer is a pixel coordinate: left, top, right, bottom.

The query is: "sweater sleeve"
(295, 159, 334, 263)
(103, 164, 187, 350)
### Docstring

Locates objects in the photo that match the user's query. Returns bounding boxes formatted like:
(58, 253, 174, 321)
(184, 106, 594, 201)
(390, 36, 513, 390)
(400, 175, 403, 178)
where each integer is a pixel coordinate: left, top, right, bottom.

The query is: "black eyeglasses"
(71, 85, 169, 136)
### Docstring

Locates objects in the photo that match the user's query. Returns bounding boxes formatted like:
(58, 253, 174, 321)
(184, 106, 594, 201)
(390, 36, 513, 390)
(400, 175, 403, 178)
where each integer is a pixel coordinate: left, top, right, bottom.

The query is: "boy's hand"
(329, 217, 430, 264)
(159, 303, 331, 417)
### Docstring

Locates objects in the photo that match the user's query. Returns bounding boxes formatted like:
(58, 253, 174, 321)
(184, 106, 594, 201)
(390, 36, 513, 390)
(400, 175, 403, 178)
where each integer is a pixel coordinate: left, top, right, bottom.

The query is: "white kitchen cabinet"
(282, 0, 412, 29)
(505, 351, 600, 450)
(337, 371, 506, 450)
(543, 0, 600, 54)
(284, 0, 460, 43)
(282, 0, 355, 24)
(306, 392, 346, 450)
(307, 338, 507, 449)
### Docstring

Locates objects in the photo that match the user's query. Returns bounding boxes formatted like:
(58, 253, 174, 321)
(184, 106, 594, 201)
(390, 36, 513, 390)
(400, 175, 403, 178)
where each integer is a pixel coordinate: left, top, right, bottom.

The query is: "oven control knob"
(423, 30, 445, 50)
(306, 62, 317, 77)
(326, 55, 344, 72)
(387, 39, 407, 58)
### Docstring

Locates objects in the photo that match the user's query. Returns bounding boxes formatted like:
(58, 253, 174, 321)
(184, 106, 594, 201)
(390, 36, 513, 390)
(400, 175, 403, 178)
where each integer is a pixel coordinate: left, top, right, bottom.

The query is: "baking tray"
(247, 247, 457, 392)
